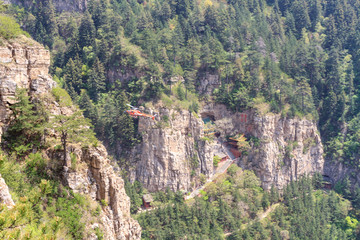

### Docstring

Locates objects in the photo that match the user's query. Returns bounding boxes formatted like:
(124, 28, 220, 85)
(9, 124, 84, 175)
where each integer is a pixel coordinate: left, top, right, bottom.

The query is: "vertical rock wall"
(202, 104, 324, 190)
(130, 108, 214, 192)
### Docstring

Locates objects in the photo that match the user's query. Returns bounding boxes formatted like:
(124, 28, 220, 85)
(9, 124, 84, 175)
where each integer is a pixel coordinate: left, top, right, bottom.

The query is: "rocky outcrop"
(197, 72, 220, 95)
(131, 102, 324, 192)
(130, 108, 215, 192)
(202, 103, 324, 190)
(0, 36, 141, 239)
(47, 144, 141, 240)
(0, 174, 15, 208)
(323, 160, 360, 188)
(0, 36, 55, 139)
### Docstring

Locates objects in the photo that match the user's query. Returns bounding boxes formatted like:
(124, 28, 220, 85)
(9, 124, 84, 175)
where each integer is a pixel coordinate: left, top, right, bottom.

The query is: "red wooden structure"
(142, 194, 153, 209)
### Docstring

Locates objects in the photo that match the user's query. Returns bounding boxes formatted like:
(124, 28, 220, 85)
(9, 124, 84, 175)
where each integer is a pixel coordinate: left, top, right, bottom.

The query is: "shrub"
(51, 87, 73, 107)
(213, 155, 221, 167)
(70, 152, 77, 170)
(0, 15, 26, 39)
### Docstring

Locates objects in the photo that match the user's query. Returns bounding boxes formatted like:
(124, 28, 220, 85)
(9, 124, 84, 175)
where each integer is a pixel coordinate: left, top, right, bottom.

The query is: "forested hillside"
(3, 0, 359, 167)
(133, 167, 359, 239)
(3, 0, 360, 239)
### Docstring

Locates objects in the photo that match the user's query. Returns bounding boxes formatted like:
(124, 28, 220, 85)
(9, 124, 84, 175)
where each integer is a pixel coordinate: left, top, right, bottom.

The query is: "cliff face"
(0, 174, 15, 208)
(0, 36, 55, 138)
(0, 37, 141, 239)
(323, 161, 360, 187)
(130, 102, 324, 192)
(202, 103, 324, 190)
(130, 108, 215, 192)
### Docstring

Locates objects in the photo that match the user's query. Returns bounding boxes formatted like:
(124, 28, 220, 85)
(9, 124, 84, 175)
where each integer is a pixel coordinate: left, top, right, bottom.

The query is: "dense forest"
(3, 0, 360, 238)
(2, 0, 360, 167)
(128, 166, 360, 239)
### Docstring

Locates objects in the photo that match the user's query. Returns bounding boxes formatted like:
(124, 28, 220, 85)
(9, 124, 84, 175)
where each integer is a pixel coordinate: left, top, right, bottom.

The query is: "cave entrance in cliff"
(322, 175, 333, 189)
(201, 113, 216, 122)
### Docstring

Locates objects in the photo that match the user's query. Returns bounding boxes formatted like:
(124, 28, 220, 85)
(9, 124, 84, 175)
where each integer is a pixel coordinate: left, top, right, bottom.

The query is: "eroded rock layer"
(0, 37, 141, 239)
(202, 103, 324, 190)
(130, 108, 215, 192)
(131, 102, 324, 192)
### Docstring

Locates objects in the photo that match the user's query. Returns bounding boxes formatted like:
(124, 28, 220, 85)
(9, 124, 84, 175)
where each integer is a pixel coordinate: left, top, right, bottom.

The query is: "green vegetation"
(3, 89, 47, 157)
(0, 87, 104, 239)
(0, 152, 101, 239)
(3, 0, 360, 170)
(125, 181, 144, 214)
(135, 167, 359, 239)
(3, 0, 360, 238)
(0, 15, 26, 39)
(213, 155, 221, 167)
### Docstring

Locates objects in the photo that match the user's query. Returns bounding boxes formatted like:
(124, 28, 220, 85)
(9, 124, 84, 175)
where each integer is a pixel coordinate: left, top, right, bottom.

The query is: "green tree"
(88, 57, 106, 101)
(78, 11, 96, 50)
(4, 89, 47, 155)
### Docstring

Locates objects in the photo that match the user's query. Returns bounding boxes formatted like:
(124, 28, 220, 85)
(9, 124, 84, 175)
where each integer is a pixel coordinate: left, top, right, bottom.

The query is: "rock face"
(48, 145, 141, 240)
(323, 160, 360, 188)
(197, 72, 220, 95)
(130, 108, 215, 192)
(0, 37, 141, 239)
(131, 102, 324, 192)
(0, 174, 15, 208)
(0, 36, 55, 139)
(202, 103, 324, 190)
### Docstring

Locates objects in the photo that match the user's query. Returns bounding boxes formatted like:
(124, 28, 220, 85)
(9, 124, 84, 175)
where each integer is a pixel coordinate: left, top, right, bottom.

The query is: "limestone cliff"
(0, 36, 141, 239)
(0, 174, 15, 208)
(130, 107, 215, 192)
(131, 102, 324, 192)
(202, 103, 324, 190)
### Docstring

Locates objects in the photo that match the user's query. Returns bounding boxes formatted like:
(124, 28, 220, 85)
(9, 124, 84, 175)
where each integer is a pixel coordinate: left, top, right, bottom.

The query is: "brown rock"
(0, 174, 15, 208)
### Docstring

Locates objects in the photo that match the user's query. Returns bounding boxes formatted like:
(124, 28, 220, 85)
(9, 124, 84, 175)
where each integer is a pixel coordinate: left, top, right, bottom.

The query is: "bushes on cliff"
(3, 89, 47, 156)
(0, 14, 27, 39)
(0, 151, 93, 239)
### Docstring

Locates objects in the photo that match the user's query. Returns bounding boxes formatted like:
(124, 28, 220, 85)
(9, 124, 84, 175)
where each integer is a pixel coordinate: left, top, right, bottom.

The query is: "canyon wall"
(202, 103, 324, 190)
(0, 36, 141, 239)
(130, 108, 215, 192)
(131, 101, 325, 192)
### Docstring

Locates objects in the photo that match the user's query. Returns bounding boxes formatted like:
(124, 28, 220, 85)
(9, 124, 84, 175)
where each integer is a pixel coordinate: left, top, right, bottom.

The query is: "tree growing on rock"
(50, 110, 96, 163)
(49, 88, 96, 163)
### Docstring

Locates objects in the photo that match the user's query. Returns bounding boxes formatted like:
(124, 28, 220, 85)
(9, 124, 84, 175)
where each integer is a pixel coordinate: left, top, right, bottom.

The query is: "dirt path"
(224, 203, 281, 237)
(259, 203, 280, 220)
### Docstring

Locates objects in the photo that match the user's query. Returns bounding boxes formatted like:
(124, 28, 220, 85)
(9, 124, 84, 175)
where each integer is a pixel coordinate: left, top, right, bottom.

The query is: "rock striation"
(0, 36, 141, 239)
(130, 102, 324, 192)
(202, 103, 324, 190)
(48, 144, 141, 239)
(130, 108, 215, 192)
(0, 37, 56, 140)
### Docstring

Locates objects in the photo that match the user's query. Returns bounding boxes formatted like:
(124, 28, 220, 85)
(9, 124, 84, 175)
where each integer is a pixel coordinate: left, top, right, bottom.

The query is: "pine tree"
(5, 89, 47, 155)
(78, 11, 96, 50)
(50, 109, 96, 163)
(88, 58, 106, 101)
(64, 56, 83, 97)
